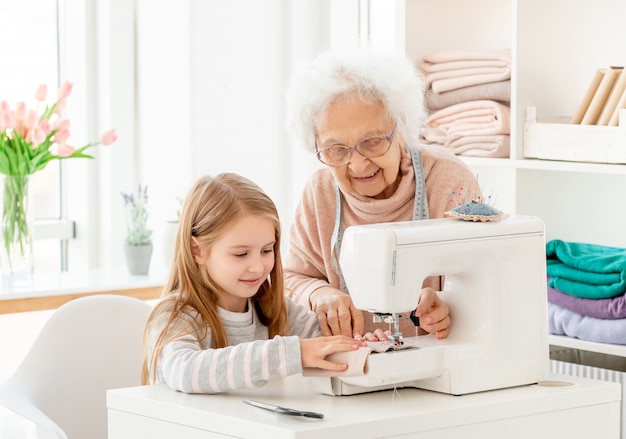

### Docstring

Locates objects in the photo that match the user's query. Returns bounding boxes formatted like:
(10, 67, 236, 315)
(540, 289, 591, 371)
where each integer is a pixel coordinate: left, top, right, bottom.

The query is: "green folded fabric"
(546, 239, 626, 299)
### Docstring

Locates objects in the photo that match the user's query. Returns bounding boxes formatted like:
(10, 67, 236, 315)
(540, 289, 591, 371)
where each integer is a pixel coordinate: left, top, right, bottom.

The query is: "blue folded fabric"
(546, 239, 626, 299)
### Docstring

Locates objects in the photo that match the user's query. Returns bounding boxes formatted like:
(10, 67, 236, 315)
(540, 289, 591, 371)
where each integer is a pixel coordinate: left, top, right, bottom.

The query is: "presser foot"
(372, 312, 405, 346)
(387, 333, 404, 347)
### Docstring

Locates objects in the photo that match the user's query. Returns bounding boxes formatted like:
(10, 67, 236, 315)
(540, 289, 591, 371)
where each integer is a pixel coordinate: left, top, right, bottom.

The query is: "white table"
(107, 374, 621, 439)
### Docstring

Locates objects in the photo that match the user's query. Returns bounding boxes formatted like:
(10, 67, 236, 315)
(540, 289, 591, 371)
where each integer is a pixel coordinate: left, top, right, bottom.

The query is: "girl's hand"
(300, 336, 366, 371)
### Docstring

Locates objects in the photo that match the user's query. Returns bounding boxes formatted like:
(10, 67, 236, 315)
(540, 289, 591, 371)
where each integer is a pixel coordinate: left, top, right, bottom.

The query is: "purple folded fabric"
(548, 302, 626, 345)
(548, 285, 626, 320)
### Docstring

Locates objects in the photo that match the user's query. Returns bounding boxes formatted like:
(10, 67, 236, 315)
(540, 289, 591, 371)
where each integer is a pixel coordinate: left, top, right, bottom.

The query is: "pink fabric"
(422, 135, 510, 159)
(302, 340, 419, 377)
(303, 346, 373, 377)
(419, 50, 511, 94)
(422, 100, 510, 138)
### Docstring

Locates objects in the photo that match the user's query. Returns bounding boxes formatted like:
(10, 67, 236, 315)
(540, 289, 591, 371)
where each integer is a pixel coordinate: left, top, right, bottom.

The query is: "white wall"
(131, 0, 363, 264)
(188, 0, 292, 218)
(47, 0, 367, 271)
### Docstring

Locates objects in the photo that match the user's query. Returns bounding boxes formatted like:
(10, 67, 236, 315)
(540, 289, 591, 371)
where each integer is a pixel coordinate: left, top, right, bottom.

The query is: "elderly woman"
(284, 50, 481, 341)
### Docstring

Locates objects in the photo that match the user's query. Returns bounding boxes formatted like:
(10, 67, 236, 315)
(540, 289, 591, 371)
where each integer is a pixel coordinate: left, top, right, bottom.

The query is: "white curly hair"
(285, 49, 427, 153)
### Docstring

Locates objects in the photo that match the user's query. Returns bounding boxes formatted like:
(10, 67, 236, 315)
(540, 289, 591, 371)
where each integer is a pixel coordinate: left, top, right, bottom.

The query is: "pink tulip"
(58, 81, 73, 100)
(54, 98, 66, 114)
(100, 129, 118, 145)
(35, 84, 48, 102)
(53, 118, 70, 131)
(54, 128, 70, 145)
(39, 119, 51, 136)
(24, 109, 38, 130)
(14, 102, 26, 122)
(26, 126, 46, 146)
(1, 111, 14, 130)
(57, 144, 75, 157)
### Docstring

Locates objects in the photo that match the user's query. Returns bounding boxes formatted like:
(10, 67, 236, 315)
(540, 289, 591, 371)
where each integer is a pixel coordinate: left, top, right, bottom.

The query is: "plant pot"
(124, 244, 153, 275)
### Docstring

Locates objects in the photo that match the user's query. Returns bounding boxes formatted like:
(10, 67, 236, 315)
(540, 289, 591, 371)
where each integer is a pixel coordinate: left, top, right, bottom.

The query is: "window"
(1, 1, 392, 277)
(0, 0, 67, 273)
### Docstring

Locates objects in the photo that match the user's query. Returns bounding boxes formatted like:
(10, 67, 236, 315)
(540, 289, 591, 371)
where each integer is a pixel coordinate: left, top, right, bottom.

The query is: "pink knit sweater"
(285, 144, 481, 334)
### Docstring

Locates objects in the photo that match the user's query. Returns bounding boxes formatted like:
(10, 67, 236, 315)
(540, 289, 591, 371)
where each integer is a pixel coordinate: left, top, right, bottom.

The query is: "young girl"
(141, 173, 364, 394)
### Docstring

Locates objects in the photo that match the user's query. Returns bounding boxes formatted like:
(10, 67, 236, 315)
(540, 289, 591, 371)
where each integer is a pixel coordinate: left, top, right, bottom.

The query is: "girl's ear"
(191, 237, 203, 263)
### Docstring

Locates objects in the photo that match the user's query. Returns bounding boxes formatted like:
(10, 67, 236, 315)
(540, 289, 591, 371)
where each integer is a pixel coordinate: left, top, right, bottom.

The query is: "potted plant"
(121, 184, 153, 275)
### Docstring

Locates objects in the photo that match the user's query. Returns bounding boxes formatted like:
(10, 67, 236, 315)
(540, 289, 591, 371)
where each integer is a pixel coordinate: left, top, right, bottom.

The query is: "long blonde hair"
(141, 173, 290, 384)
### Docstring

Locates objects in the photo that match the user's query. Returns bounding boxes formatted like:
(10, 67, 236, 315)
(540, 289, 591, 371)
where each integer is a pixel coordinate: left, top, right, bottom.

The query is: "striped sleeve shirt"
(149, 296, 321, 394)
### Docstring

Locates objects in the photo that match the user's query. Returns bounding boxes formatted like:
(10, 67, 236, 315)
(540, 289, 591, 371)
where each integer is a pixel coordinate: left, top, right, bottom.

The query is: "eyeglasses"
(315, 124, 397, 167)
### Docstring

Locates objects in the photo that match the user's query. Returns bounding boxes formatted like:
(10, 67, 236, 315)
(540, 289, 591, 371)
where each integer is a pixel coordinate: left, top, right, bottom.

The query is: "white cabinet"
(393, 0, 626, 361)
(107, 378, 621, 439)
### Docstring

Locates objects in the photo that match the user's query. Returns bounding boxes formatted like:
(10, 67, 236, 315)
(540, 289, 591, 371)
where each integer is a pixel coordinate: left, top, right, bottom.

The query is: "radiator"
(551, 359, 626, 438)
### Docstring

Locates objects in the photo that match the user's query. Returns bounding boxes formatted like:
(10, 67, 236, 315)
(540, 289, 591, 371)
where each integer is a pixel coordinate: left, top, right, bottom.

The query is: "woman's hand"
(358, 287, 450, 341)
(414, 287, 450, 339)
(300, 335, 366, 371)
(309, 286, 365, 337)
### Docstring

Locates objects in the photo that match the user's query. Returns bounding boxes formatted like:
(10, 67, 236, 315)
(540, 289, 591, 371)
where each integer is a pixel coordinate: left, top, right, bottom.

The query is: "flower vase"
(124, 244, 153, 276)
(0, 174, 34, 287)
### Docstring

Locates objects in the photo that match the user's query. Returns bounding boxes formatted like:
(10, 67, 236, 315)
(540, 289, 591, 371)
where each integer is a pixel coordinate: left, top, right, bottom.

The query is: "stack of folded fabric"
(546, 239, 626, 345)
(418, 49, 511, 158)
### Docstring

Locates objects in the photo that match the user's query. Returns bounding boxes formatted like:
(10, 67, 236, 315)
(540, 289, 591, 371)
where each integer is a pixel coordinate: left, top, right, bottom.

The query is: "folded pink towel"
(420, 49, 511, 72)
(422, 100, 510, 138)
(421, 135, 510, 158)
(420, 50, 511, 94)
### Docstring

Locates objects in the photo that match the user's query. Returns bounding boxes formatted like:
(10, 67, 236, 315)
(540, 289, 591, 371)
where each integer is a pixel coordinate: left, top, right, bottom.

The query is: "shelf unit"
(394, 0, 626, 379)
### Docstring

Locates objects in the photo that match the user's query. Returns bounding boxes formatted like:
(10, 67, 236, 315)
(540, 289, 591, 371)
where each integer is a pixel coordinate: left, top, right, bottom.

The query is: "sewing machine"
(315, 214, 549, 396)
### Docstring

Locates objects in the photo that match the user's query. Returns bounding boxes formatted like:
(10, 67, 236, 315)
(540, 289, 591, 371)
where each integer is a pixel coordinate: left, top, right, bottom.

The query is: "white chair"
(0, 294, 152, 439)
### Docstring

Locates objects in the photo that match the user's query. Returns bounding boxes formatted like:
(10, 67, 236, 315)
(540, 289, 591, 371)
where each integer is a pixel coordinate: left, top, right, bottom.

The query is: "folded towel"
(420, 134, 510, 158)
(546, 239, 626, 299)
(425, 80, 511, 111)
(422, 100, 510, 139)
(419, 49, 511, 94)
(548, 283, 626, 320)
(548, 302, 626, 345)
